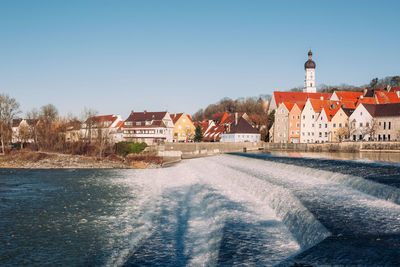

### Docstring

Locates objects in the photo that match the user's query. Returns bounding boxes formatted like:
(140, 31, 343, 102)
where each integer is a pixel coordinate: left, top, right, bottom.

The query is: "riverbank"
(264, 141, 400, 153)
(0, 151, 162, 169)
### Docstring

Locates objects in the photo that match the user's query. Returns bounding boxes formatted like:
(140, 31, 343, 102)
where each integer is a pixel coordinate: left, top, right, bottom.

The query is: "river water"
(1, 153, 400, 266)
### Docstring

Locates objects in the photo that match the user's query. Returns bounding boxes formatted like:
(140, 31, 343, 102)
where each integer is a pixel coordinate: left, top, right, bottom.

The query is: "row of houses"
(270, 87, 400, 143)
(12, 110, 262, 146)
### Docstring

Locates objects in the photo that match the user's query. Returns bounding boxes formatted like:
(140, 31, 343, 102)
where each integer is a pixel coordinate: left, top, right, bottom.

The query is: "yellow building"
(329, 108, 353, 142)
(171, 113, 195, 142)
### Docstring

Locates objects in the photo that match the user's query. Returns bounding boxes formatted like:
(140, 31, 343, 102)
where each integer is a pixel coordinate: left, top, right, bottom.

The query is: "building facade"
(171, 113, 195, 142)
(123, 111, 174, 145)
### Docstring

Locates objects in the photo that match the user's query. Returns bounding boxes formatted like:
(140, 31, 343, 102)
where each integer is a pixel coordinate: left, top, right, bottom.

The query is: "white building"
(303, 50, 316, 93)
(348, 104, 374, 141)
(81, 114, 124, 144)
(300, 98, 319, 143)
(123, 111, 174, 145)
(220, 117, 260, 143)
(315, 108, 330, 143)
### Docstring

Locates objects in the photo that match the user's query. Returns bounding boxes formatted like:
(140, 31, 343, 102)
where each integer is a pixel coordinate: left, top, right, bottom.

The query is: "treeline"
(289, 75, 400, 94)
(0, 93, 114, 157)
(192, 95, 271, 122)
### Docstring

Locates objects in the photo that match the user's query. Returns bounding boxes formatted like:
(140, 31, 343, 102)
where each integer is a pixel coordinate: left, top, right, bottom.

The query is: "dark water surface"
(1, 153, 400, 266)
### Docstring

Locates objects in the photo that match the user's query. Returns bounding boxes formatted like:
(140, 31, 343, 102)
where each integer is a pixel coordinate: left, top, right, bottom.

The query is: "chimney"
(235, 112, 238, 125)
(320, 96, 324, 100)
(360, 95, 364, 100)
(363, 88, 367, 96)
(144, 110, 147, 114)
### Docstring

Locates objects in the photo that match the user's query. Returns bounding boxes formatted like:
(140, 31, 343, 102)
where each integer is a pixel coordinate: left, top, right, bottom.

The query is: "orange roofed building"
(269, 91, 332, 113)
(288, 102, 305, 143)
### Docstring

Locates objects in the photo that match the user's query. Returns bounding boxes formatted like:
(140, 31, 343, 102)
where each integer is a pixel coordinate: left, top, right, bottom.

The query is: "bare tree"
(0, 94, 20, 154)
(81, 107, 98, 143)
(17, 123, 31, 149)
(38, 104, 58, 149)
(26, 108, 40, 150)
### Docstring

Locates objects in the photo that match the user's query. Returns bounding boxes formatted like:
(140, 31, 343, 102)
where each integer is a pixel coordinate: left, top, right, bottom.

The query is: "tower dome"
(303, 50, 316, 93)
(304, 50, 316, 69)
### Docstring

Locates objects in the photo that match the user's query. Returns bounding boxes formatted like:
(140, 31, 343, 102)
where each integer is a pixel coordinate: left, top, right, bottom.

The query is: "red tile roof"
(126, 111, 167, 122)
(282, 102, 295, 111)
(170, 113, 183, 124)
(356, 97, 377, 106)
(375, 90, 400, 104)
(273, 91, 332, 107)
(363, 103, 400, 117)
(229, 117, 259, 134)
(86, 115, 118, 124)
(332, 91, 363, 101)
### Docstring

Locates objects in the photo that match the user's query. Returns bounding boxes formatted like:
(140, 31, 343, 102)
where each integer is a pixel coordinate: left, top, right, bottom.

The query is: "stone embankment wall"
(148, 142, 263, 160)
(264, 141, 400, 153)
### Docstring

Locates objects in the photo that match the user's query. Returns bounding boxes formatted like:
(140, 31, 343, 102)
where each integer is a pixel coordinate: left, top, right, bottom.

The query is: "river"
(1, 152, 400, 266)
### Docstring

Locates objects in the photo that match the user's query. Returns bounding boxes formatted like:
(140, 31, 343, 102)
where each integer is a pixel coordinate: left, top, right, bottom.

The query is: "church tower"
(303, 50, 316, 93)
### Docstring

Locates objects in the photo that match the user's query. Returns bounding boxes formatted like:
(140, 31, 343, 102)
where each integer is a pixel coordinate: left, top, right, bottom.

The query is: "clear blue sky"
(1, 0, 399, 118)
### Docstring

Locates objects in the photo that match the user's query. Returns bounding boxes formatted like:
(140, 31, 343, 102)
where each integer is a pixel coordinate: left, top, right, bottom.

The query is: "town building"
(304, 50, 316, 93)
(329, 107, 353, 142)
(348, 104, 375, 141)
(361, 103, 400, 141)
(171, 113, 195, 142)
(273, 102, 293, 143)
(220, 117, 260, 142)
(288, 102, 305, 143)
(123, 111, 174, 144)
(81, 114, 124, 143)
(11, 119, 34, 145)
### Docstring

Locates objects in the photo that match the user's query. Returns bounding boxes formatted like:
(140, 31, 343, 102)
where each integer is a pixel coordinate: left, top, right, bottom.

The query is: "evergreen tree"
(194, 125, 203, 142)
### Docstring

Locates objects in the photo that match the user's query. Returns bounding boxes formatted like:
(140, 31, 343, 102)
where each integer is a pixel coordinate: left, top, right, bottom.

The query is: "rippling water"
(1, 153, 400, 266)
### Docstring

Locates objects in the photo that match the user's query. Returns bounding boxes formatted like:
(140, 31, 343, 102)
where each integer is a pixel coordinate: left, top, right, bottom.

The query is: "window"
(333, 123, 336, 128)
(303, 115, 305, 119)
(360, 112, 363, 116)
(345, 123, 348, 127)
(339, 123, 342, 128)
(312, 124, 314, 127)
(379, 122, 381, 126)
(297, 116, 300, 119)
(308, 132, 310, 136)
(296, 123, 300, 127)
(389, 122, 391, 130)
(136, 122, 141, 126)
(319, 124, 321, 128)
(291, 131, 294, 134)
(312, 115, 315, 119)
(366, 122, 369, 127)
(302, 132, 305, 136)
(319, 132, 322, 137)
(312, 132, 314, 136)
(360, 122, 363, 127)
(388, 134, 391, 141)
(325, 132, 328, 137)
(292, 115, 295, 119)
(384, 122, 386, 130)
(325, 124, 328, 128)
